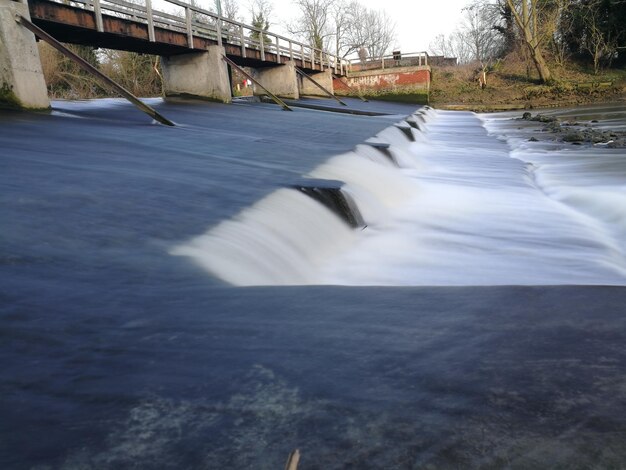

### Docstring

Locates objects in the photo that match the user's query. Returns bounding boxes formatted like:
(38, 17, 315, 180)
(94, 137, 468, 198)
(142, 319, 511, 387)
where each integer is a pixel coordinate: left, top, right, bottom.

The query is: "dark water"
(1, 98, 626, 469)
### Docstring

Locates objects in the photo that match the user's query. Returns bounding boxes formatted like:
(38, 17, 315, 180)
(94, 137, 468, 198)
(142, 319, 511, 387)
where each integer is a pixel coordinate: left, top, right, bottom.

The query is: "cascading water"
(171, 106, 626, 286)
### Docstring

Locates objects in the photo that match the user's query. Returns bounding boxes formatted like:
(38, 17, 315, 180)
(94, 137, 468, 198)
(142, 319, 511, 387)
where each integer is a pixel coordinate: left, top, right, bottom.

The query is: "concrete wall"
(299, 69, 334, 97)
(252, 61, 299, 100)
(0, 0, 50, 109)
(161, 45, 231, 103)
(334, 65, 431, 104)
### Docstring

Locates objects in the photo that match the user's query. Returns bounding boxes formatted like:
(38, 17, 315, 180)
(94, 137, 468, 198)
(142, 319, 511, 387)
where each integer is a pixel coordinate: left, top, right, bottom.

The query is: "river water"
(1, 98, 626, 469)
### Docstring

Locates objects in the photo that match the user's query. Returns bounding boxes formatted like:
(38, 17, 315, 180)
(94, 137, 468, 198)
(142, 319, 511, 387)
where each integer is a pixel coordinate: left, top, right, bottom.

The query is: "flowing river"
(1, 98, 625, 469)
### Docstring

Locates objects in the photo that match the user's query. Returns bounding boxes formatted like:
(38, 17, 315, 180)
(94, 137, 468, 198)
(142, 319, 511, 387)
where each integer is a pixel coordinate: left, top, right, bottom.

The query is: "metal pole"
(17, 16, 175, 126)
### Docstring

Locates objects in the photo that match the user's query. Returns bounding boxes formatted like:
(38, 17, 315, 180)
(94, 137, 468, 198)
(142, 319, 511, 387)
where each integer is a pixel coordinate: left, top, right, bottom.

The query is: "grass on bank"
(429, 53, 626, 112)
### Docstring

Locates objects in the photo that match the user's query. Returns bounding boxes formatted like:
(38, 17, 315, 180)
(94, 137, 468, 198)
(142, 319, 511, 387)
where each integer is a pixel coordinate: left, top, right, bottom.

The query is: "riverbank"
(430, 59, 626, 112)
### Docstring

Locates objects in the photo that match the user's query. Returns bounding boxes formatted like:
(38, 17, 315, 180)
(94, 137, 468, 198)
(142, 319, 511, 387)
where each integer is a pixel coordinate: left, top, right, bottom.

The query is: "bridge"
(26, 0, 347, 73)
(1, 0, 431, 117)
(1, 0, 353, 111)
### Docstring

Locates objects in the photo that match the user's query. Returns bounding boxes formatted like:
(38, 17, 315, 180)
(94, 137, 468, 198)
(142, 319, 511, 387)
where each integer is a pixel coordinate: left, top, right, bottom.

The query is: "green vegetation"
(429, 56, 626, 111)
(0, 83, 21, 109)
(38, 43, 161, 100)
(432, 0, 626, 89)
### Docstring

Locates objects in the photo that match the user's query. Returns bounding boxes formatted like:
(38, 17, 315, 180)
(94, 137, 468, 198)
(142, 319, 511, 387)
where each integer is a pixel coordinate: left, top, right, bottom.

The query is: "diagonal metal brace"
(16, 15, 175, 126)
(296, 67, 346, 106)
(332, 73, 368, 102)
(222, 55, 292, 111)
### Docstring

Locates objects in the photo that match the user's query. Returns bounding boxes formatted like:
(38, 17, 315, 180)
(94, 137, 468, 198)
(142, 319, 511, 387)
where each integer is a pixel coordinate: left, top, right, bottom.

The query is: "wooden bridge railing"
(51, 0, 350, 75)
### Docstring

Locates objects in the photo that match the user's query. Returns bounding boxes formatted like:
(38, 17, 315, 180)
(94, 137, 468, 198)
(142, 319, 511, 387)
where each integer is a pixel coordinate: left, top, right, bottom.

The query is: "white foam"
(170, 189, 356, 286)
(172, 106, 626, 286)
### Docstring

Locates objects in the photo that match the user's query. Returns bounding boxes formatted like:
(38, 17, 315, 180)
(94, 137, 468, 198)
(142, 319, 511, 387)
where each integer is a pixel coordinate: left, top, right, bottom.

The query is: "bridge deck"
(28, 0, 343, 74)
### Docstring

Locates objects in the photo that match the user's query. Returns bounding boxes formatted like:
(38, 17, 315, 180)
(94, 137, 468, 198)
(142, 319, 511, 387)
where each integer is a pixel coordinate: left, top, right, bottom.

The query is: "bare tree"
(287, 0, 335, 53)
(579, 0, 619, 74)
(248, 0, 272, 23)
(429, 31, 473, 64)
(249, 0, 272, 45)
(221, 0, 240, 20)
(332, 0, 352, 57)
(460, 1, 504, 65)
(287, 0, 395, 61)
(363, 9, 395, 59)
(340, 2, 395, 60)
(505, 0, 552, 82)
(341, 1, 368, 57)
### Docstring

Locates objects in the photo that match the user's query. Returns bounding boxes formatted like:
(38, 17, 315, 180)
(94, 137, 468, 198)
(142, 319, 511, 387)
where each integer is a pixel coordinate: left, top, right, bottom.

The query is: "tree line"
(430, 0, 626, 83)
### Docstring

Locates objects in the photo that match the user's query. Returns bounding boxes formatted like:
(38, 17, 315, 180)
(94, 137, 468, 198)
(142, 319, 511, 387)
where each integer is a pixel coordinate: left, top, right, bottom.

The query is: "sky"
(356, 0, 470, 53)
(258, 0, 471, 55)
(186, 0, 472, 56)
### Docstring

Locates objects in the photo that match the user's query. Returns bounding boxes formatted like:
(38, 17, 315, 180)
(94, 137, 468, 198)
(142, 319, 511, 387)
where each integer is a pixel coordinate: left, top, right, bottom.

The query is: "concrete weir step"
(273, 97, 392, 116)
(290, 178, 365, 229)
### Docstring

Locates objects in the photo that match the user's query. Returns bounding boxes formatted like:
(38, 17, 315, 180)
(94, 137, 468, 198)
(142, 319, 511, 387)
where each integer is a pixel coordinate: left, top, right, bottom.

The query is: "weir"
(171, 110, 430, 286)
(291, 179, 364, 229)
(171, 105, 626, 287)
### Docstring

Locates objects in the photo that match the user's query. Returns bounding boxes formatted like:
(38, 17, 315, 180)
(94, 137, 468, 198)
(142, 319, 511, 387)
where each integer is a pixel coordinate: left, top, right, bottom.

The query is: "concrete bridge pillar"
(161, 45, 231, 103)
(0, 0, 50, 109)
(252, 61, 299, 100)
(299, 69, 334, 97)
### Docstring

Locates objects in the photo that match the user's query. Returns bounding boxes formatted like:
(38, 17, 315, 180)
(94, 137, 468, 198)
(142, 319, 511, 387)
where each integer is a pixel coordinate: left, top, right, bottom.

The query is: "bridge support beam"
(161, 46, 231, 103)
(0, 0, 50, 110)
(252, 61, 299, 100)
(299, 69, 334, 97)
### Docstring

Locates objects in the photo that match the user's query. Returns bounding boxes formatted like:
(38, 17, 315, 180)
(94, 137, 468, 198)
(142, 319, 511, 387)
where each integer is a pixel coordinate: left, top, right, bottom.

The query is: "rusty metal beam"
(222, 55, 292, 111)
(17, 15, 175, 126)
(295, 66, 346, 106)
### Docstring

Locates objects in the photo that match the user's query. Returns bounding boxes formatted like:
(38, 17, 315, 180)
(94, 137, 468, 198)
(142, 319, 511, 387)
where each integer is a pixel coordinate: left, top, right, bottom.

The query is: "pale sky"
(356, 0, 470, 53)
(260, 0, 471, 55)
(189, 0, 471, 56)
